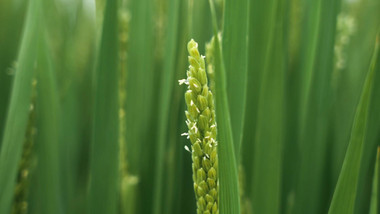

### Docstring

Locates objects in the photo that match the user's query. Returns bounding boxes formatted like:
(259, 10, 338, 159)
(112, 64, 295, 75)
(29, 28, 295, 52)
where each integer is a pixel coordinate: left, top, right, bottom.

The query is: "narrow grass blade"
(250, 0, 285, 213)
(208, 0, 240, 213)
(332, 4, 380, 188)
(222, 0, 249, 156)
(0, 0, 42, 212)
(32, 36, 62, 214)
(281, 0, 302, 211)
(88, 0, 119, 213)
(369, 147, 380, 214)
(328, 34, 379, 214)
(152, 0, 180, 213)
(171, 2, 196, 212)
(125, 0, 157, 211)
(353, 8, 380, 212)
(241, 0, 280, 201)
(0, 0, 26, 144)
(294, 0, 341, 212)
(126, 0, 157, 213)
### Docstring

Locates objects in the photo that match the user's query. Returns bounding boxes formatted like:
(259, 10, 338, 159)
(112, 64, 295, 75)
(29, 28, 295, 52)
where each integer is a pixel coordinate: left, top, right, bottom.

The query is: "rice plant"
(0, 0, 379, 213)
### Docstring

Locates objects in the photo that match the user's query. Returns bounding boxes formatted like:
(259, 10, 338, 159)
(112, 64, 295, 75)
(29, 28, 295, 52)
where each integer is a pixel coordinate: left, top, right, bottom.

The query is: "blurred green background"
(0, 0, 379, 213)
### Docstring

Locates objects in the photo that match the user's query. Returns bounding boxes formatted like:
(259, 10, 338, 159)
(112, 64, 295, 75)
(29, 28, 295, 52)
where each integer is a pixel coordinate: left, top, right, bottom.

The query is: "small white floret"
(178, 79, 188, 85)
(184, 145, 191, 153)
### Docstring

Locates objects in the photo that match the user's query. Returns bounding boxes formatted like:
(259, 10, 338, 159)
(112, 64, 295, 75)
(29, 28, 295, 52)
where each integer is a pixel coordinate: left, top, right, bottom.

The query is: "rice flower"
(181, 39, 219, 214)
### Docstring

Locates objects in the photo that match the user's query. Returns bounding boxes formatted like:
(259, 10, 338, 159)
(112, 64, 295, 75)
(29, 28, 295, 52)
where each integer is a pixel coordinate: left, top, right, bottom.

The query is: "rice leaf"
(369, 147, 380, 214)
(0, 0, 42, 213)
(353, 11, 380, 212)
(294, 0, 341, 212)
(125, 0, 157, 212)
(208, 0, 240, 213)
(328, 34, 379, 214)
(241, 0, 280, 201)
(152, 0, 180, 213)
(0, 0, 26, 144)
(88, 0, 119, 213)
(250, 0, 285, 213)
(32, 35, 62, 214)
(222, 0, 249, 156)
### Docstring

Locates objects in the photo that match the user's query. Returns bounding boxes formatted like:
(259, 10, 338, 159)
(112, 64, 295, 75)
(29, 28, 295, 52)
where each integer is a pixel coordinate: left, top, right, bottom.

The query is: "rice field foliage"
(0, 0, 379, 213)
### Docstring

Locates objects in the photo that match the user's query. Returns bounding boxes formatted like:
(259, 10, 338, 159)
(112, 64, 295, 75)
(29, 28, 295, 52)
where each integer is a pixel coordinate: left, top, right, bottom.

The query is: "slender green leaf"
(125, 0, 156, 211)
(353, 8, 380, 212)
(241, 0, 281, 201)
(88, 0, 119, 213)
(369, 147, 380, 214)
(281, 0, 302, 211)
(0, 0, 26, 144)
(0, 0, 42, 213)
(152, 0, 180, 213)
(328, 34, 379, 214)
(208, 0, 240, 213)
(172, 2, 196, 212)
(294, 0, 341, 212)
(222, 0, 249, 155)
(32, 35, 62, 214)
(251, 0, 285, 213)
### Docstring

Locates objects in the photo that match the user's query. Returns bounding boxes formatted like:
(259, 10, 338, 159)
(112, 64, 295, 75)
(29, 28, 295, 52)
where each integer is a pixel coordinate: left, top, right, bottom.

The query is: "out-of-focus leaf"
(152, 0, 180, 213)
(328, 34, 379, 214)
(0, 0, 42, 213)
(88, 0, 119, 213)
(369, 147, 380, 214)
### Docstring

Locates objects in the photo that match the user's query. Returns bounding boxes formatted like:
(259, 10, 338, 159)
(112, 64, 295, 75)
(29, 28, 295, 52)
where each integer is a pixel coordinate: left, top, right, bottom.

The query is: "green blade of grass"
(369, 147, 380, 214)
(294, 0, 341, 212)
(241, 0, 281, 201)
(88, 0, 119, 213)
(353, 10, 380, 212)
(0, 0, 26, 144)
(32, 35, 62, 214)
(331, 6, 380, 188)
(125, 0, 156, 211)
(328, 34, 379, 214)
(152, 0, 180, 213)
(281, 0, 302, 211)
(0, 0, 42, 212)
(208, 0, 240, 213)
(171, 2, 195, 212)
(250, 0, 285, 213)
(222, 0, 249, 155)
